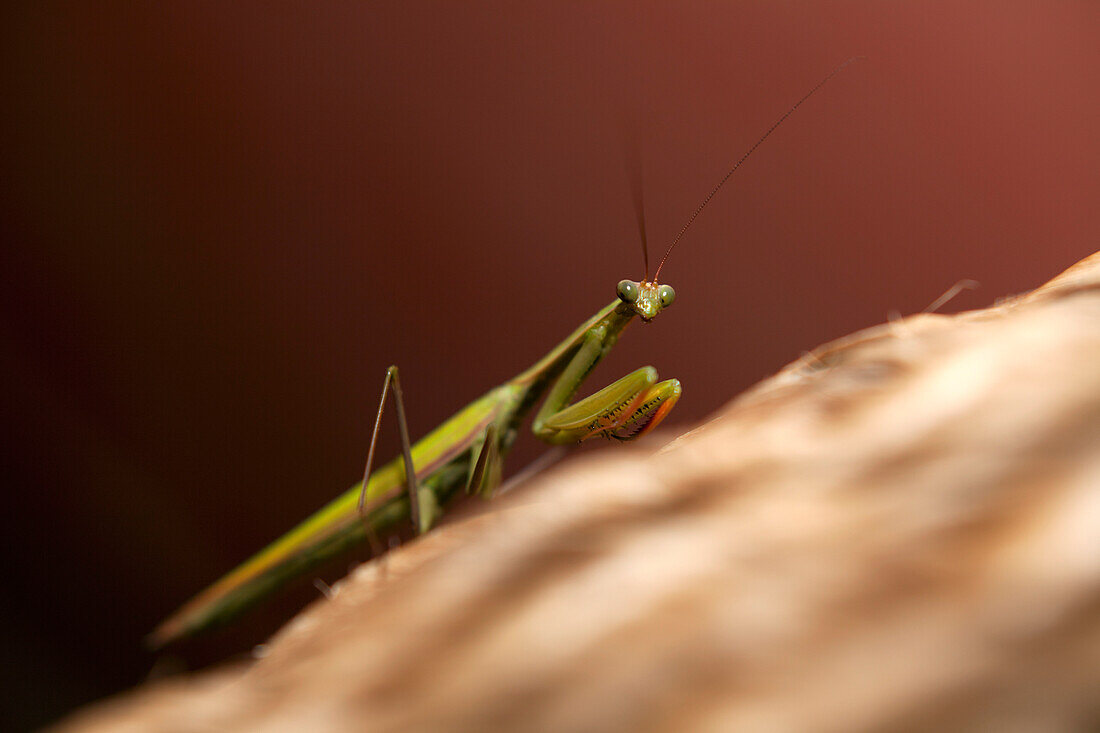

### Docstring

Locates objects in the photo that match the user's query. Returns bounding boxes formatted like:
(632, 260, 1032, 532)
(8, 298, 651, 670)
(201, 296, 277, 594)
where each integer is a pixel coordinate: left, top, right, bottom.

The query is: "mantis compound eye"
(617, 279, 640, 304)
(657, 284, 676, 307)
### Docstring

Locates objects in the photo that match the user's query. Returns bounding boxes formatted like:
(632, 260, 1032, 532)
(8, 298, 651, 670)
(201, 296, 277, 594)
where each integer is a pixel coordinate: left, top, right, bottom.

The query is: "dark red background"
(2, 2, 1097, 728)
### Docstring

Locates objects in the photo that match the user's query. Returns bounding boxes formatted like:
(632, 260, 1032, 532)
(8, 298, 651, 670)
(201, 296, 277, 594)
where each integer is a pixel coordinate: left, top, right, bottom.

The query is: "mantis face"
(616, 279, 676, 322)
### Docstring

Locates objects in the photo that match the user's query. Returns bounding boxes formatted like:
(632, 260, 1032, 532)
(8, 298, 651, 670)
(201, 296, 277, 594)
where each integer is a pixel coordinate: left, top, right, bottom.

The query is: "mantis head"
(616, 279, 675, 322)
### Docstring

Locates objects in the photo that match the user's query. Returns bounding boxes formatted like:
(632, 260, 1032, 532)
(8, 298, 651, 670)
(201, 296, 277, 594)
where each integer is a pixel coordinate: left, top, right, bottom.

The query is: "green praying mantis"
(150, 58, 861, 648)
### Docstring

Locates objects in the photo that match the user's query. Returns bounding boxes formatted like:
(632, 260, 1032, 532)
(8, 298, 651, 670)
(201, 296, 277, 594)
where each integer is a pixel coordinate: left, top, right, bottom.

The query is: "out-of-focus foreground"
(57, 251, 1100, 731)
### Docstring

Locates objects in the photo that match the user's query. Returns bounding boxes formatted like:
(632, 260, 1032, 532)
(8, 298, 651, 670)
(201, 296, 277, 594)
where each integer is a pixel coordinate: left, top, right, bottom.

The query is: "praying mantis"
(150, 58, 861, 648)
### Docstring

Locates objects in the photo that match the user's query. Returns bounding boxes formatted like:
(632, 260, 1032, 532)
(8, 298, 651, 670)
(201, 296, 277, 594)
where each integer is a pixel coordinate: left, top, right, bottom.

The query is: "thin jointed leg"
(358, 366, 422, 533)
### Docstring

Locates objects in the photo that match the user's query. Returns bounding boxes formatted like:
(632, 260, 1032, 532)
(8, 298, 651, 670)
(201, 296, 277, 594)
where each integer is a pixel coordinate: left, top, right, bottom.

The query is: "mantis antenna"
(623, 113, 652, 282)
(652, 56, 864, 282)
(631, 160, 651, 282)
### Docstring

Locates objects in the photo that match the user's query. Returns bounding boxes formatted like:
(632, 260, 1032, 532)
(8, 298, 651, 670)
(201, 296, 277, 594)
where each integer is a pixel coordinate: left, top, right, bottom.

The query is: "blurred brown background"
(1, 2, 1096, 729)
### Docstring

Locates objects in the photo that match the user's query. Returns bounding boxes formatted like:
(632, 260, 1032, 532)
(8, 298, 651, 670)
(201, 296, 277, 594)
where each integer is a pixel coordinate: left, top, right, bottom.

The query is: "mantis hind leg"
(466, 423, 505, 498)
(357, 366, 438, 536)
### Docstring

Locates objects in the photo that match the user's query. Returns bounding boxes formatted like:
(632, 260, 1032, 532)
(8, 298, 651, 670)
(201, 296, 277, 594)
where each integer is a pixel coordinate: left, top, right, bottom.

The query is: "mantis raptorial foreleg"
(532, 329, 682, 446)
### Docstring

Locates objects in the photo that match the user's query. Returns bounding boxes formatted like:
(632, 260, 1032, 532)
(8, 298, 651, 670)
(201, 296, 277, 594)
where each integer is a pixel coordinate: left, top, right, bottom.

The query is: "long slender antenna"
(631, 160, 651, 281)
(622, 114, 651, 281)
(653, 56, 864, 281)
